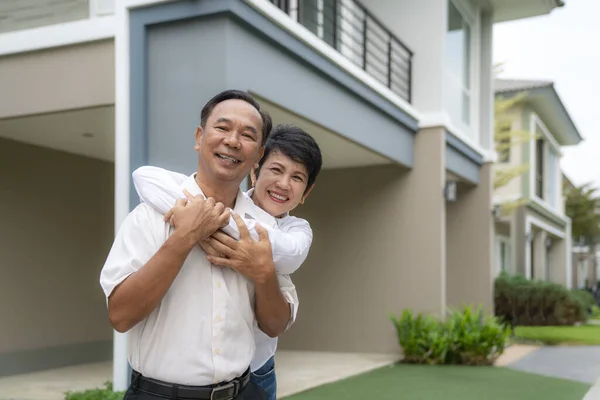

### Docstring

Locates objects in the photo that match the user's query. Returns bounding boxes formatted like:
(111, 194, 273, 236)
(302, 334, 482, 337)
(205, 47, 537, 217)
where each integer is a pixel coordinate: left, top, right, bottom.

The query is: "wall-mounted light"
(444, 181, 457, 202)
(492, 205, 502, 219)
(545, 237, 552, 248)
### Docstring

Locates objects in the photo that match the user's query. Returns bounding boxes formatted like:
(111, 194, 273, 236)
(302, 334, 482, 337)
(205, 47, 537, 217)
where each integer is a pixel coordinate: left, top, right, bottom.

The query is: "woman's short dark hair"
(256, 124, 322, 193)
(200, 90, 272, 145)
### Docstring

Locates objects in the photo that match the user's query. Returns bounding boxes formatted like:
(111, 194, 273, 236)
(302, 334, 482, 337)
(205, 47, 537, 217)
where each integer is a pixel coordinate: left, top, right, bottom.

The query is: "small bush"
(390, 305, 510, 365)
(591, 305, 600, 319)
(494, 272, 592, 327)
(64, 382, 124, 400)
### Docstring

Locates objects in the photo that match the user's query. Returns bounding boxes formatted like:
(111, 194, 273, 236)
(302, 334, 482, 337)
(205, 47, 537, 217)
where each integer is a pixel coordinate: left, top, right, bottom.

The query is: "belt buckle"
(210, 382, 235, 400)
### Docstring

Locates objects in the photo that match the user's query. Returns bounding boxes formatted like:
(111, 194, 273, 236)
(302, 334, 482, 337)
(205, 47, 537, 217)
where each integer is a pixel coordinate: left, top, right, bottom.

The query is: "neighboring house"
(0, 0, 565, 389)
(493, 79, 582, 287)
(568, 172, 600, 289)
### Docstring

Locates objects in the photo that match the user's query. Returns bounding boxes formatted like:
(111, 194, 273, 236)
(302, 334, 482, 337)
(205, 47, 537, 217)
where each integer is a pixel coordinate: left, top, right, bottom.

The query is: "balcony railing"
(269, 0, 413, 103)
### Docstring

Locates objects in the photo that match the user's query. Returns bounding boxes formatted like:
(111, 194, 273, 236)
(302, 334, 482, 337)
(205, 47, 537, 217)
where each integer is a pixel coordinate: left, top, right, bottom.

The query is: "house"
(567, 171, 600, 289)
(0, 0, 565, 390)
(493, 79, 582, 286)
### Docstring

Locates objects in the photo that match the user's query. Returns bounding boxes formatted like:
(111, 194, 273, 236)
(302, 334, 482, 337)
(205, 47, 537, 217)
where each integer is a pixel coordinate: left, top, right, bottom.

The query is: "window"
(546, 148, 559, 208)
(496, 237, 511, 274)
(445, 0, 472, 127)
(298, 0, 337, 48)
(535, 138, 544, 199)
(545, 237, 552, 281)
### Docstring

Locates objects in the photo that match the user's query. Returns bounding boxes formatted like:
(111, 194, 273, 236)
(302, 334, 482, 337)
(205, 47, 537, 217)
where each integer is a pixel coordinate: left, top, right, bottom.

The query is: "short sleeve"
(99, 203, 161, 299)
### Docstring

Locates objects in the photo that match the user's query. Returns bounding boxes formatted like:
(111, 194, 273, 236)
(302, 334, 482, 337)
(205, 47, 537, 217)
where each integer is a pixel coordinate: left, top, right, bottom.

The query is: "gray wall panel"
(445, 145, 480, 184)
(145, 17, 231, 175)
(225, 20, 413, 167)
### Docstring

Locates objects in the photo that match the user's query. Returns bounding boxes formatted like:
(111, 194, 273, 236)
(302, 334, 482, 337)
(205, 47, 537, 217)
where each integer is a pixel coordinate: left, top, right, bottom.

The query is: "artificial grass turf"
(284, 363, 589, 400)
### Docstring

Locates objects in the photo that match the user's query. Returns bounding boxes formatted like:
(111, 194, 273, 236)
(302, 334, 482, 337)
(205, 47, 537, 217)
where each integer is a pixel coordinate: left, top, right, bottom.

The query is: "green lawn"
(283, 364, 589, 400)
(514, 324, 600, 345)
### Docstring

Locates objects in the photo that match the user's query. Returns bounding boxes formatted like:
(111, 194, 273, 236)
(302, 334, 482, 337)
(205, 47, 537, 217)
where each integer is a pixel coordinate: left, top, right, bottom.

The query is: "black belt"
(130, 368, 251, 400)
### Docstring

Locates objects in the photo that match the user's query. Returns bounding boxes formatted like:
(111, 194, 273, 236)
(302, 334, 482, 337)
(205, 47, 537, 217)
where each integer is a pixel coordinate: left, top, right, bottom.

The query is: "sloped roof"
(495, 79, 553, 93)
(494, 78, 582, 146)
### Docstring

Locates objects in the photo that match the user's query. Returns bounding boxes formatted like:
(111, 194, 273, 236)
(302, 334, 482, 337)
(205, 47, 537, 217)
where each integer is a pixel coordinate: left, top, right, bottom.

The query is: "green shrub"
(494, 272, 592, 327)
(591, 305, 600, 319)
(64, 382, 124, 400)
(390, 305, 510, 366)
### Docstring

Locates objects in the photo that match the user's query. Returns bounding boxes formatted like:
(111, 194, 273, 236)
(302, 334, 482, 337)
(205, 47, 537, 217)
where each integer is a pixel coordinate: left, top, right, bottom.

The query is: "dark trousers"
(123, 380, 267, 400)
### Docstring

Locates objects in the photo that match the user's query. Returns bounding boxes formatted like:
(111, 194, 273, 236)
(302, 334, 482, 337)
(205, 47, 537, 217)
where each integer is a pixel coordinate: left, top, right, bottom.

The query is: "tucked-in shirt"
(131, 166, 312, 371)
(99, 174, 298, 385)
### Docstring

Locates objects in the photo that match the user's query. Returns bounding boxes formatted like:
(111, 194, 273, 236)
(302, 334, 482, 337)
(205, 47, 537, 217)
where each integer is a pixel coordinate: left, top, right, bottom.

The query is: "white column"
(113, 0, 131, 392)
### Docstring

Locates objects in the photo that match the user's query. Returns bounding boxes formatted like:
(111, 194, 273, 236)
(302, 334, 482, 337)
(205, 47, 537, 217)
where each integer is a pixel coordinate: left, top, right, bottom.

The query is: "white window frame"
(90, 0, 115, 17)
(445, 0, 480, 143)
(528, 113, 563, 212)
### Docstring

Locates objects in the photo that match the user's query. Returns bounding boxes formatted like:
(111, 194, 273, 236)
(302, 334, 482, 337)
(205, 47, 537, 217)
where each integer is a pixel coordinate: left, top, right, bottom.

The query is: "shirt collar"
(182, 174, 276, 227)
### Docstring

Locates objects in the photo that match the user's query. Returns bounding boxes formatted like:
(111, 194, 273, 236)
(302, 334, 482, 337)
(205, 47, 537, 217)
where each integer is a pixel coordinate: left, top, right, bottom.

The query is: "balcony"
(269, 0, 413, 103)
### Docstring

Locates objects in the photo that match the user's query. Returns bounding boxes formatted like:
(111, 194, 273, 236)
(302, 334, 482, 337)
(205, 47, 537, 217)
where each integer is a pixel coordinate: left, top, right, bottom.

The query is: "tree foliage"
(493, 92, 537, 215)
(565, 182, 600, 247)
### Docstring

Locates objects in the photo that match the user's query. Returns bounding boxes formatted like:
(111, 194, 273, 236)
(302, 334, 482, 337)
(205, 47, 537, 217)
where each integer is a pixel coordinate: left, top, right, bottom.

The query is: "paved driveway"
(506, 346, 600, 384)
(0, 351, 399, 400)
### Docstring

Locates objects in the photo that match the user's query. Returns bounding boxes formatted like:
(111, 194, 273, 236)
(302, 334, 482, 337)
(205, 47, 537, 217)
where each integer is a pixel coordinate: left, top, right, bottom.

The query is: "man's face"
(252, 150, 313, 218)
(195, 99, 264, 185)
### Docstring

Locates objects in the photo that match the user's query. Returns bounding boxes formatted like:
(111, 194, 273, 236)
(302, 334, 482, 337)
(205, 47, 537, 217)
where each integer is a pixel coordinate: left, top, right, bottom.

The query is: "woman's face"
(251, 151, 313, 217)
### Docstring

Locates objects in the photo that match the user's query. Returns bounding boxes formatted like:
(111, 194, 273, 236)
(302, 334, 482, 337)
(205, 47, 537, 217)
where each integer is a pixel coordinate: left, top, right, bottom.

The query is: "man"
(100, 90, 298, 399)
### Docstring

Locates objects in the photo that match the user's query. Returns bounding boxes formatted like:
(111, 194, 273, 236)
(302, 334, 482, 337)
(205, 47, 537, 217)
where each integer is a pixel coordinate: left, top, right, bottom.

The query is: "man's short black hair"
(256, 124, 322, 194)
(200, 90, 272, 145)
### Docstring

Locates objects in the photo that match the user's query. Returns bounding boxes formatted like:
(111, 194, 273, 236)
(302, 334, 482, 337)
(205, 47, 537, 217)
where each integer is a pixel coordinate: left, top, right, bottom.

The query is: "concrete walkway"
(0, 351, 399, 400)
(505, 346, 600, 384)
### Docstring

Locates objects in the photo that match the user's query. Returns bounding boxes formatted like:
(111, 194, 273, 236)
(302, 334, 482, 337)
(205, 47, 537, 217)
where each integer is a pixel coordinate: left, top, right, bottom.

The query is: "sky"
(493, 0, 600, 189)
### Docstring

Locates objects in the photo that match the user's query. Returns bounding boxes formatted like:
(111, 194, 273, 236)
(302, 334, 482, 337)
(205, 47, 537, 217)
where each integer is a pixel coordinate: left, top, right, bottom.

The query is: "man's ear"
(256, 146, 265, 165)
(300, 184, 314, 205)
(194, 126, 203, 151)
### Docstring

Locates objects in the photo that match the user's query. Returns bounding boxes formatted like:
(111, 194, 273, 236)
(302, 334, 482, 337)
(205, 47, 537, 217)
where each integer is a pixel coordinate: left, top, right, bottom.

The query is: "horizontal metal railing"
(269, 0, 413, 103)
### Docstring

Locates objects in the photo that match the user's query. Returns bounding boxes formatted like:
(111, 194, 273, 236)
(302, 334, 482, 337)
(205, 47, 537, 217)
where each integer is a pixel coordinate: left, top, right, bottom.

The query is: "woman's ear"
(300, 184, 314, 204)
(250, 168, 258, 187)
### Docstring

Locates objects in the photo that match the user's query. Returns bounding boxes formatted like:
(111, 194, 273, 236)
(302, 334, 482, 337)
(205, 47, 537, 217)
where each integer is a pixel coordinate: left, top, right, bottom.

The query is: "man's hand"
(166, 190, 231, 245)
(205, 213, 274, 283)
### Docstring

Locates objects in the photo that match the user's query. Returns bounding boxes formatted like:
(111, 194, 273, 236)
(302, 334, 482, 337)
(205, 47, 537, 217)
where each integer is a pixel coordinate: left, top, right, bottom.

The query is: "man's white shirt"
(99, 174, 298, 385)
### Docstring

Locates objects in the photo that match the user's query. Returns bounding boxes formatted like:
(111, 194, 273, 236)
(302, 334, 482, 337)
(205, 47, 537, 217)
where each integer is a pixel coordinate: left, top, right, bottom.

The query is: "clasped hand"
(165, 190, 274, 282)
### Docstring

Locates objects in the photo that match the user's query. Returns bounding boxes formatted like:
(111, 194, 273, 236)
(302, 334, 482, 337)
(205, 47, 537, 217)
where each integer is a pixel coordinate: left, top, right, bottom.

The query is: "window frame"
(445, 0, 480, 138)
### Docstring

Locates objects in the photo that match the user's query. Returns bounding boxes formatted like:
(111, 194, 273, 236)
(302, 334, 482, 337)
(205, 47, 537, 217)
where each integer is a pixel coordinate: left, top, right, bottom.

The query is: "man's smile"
(215, 153, 241, 164)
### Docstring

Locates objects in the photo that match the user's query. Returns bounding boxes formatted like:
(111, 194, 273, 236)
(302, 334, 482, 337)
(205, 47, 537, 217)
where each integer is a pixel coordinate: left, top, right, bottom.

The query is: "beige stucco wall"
(446, 163, 494, 311)
(279, 128, 446, 354)
(0, 138, 114, 354)
(0, 40, 114, 119)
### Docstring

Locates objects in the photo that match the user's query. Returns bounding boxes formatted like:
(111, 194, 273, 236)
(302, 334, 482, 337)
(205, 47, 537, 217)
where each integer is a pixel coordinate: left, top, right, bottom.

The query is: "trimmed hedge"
(391, 305, 510, 365)
(494, 272, 595, 327)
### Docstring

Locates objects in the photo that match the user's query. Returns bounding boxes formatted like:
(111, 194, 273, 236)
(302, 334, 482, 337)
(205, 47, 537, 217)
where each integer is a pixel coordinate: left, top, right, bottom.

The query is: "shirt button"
(216, 316, 223, 322)
(215, 349, 221, 355)
(216, 282, 222, 289)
